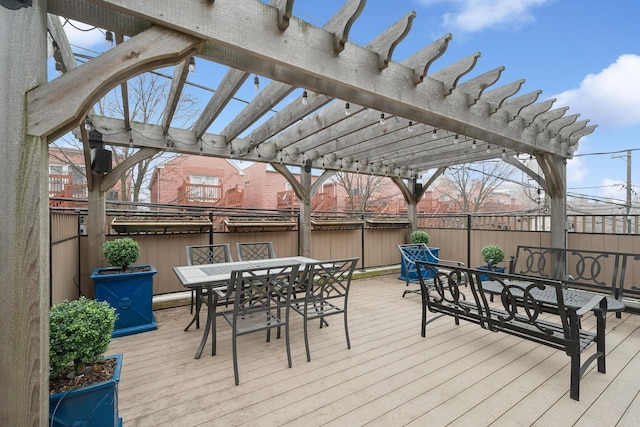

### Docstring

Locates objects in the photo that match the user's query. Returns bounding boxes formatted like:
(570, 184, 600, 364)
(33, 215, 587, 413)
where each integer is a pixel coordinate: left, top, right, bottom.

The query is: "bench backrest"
(510, 245, 640, 301)
(416, 262, 577, 348)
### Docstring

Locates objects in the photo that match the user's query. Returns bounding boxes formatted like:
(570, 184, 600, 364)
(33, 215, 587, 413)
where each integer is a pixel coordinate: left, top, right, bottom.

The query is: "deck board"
(108, 274, 640, 427)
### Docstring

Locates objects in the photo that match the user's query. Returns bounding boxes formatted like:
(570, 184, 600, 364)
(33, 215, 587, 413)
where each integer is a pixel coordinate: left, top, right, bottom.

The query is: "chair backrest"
(186, 244, 233, 266)
(300, 258, 358, 304)
(228, 263, 300, 319)
(236, 242, 276, 261)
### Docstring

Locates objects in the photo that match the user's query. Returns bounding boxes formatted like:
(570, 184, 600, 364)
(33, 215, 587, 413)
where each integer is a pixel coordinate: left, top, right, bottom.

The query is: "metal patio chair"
(291, 257, 358, 362)
(213, 262, 300, 385)
(184, 243, 233, 331)
(236, 241, 276, 261)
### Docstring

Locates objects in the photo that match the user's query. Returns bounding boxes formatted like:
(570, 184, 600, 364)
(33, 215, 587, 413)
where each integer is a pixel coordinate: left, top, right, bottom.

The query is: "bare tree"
(51, 72, 199, 202)
(334, 172, 398, 212)
(441, 161, 516, 212)
(97, 72, 199, 202)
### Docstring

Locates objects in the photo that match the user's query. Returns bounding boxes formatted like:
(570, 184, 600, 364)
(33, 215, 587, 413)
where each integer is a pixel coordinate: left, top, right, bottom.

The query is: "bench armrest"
(576, 294, 607, 316)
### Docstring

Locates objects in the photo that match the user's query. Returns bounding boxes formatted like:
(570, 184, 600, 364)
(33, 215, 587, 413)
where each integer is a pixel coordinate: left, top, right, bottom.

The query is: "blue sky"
(58, 0, 640, 206)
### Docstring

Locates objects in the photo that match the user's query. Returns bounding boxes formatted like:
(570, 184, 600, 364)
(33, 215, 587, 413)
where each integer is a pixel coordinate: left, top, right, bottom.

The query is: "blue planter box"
(399, 247, 440, 282)
(49, 353, 123, 427)
(92, 265, 157, 337)
(477, 265, 506, 281)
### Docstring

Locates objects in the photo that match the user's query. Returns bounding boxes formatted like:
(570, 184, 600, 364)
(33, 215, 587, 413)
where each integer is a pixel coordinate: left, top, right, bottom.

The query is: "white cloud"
(554, 54, 640, 128)
(420, 0, 551, 33)
(566, 156, 588, 186)
(59, 18, 105, 52)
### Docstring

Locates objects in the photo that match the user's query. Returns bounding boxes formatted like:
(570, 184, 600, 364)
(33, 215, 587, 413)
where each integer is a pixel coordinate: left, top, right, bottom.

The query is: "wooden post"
(0, 1, 49, 424)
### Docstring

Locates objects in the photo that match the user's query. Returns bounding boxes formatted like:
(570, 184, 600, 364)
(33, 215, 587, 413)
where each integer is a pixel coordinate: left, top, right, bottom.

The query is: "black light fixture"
(105, 31, 114, 50)
(88, 129, 112, 173)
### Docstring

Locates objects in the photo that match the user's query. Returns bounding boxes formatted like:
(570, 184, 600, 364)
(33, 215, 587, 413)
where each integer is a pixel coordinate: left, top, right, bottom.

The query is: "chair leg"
(285, 321, 292, 368)
(232, 329, 240, 385)
(303, 316, 311, 362)
(343, 311, 351, 350)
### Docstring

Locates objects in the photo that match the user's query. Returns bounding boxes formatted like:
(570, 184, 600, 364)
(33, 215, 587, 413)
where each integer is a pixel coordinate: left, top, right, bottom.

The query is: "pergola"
(0, 0, 594, 423)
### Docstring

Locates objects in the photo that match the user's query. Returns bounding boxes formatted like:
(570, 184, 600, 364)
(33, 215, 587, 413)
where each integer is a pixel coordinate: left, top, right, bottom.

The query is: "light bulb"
(379, 113, 385, 125)
(432, 129, 437, 138)
(105, 31, 114, 50)
(472, 140, 477, 149)
(188, 57, 196, 73)
(501, 148, 506, 158)
(302, 90, 308, 105)
(408, 121, 413, 132)
(84, 116, 92, 131)
(486, 145, 491, 153)
(345, 102, 351, 116)
(254, 75, 260, 92)
(453, 134, 459, 144)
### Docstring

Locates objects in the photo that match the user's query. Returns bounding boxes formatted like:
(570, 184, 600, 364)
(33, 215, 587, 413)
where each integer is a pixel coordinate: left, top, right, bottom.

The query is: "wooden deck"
(109, 274, 640, 426)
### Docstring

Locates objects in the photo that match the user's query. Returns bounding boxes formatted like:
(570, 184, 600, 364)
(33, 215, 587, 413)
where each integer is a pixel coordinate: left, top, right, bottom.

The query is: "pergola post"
(550, 157, 568, 251)
(0, 1, 49, 424)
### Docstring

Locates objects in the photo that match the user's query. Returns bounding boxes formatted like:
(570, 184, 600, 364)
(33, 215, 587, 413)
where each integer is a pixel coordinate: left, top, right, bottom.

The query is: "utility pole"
(612, 150, 632, 233)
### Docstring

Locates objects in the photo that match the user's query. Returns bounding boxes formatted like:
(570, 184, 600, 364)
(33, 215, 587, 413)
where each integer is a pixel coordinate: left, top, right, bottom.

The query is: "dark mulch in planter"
(95, 265, 152, 275)
(50, 358, 117, 394)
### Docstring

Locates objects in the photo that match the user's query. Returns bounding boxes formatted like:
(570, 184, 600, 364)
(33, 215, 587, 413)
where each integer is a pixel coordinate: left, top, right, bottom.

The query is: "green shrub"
(410, 230, 430, 244)
(103, 237, 140, 270)
(481, 245, 505, 266)
(49, 297, 117, 378)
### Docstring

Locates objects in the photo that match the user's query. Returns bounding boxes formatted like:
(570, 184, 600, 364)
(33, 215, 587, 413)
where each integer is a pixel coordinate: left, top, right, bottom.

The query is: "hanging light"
(344, 102, 351, 116)
(379, 113, 385, 125)
(54, 59, 63, 75)
(84, 116, 92, 131)
(501, 148, 507, 158)
(302, 90, 308, 105)
(472, 140, 477, 149)
(105, 31, 114, 50)
(254, 75, 260, 92)
(188, 57, 196, 73)
(453, 134, 459, 144)
(408, 121, 413, 132)
(432, 129, 437, 138)
(486, 144, 491, 153)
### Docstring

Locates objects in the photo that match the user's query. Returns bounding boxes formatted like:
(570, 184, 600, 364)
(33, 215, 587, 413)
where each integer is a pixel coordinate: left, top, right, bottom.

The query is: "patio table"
(173, 256, 317, 358)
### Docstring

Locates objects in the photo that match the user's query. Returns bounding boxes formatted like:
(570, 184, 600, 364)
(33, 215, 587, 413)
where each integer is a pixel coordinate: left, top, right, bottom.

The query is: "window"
(49, 164, 69, 175)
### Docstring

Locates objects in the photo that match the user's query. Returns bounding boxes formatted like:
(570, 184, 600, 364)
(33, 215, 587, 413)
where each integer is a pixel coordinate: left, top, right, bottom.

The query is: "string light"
(105, 31, 114, 50)
(453, 134, 459, 144)
(472, 140, 477, 149)
(486, 144, 491, 153)
(379, 113, 385, 125)
(501, 148, 507, 158)
(408, 121, 413, 132)
(254, 75, 260, 92)
(302, 90, 308, 105)
(432, 129, 437, 138)
(84, 116, 92, 131)
(188, 57, 196, 73)
(345, 102, 350, 116)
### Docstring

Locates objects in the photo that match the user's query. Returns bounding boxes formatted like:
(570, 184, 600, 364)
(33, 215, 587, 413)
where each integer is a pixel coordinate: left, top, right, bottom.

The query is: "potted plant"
(410, 230, 430, 245)
(49, 297, 123, 426)
(399, 230, 440, 282)
(91, 237, 157, 337)
(477, 244, 506, 280)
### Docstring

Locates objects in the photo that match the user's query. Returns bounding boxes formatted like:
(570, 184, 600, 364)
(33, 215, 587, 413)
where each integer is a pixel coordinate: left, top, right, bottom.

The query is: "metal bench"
(415, 261, 607, 401)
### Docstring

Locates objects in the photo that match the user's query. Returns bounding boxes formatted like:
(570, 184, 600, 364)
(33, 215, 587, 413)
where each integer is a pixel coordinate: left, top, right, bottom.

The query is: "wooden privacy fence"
(50, 210, 640, 305)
